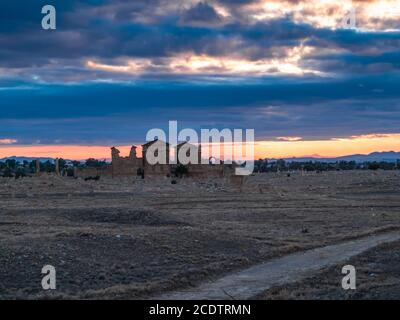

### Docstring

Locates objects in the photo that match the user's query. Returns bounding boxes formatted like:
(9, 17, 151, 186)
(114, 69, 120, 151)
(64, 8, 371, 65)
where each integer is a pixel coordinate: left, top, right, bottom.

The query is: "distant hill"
(274, 151, 400, 163)
(0, 156, 81, 164)
(0, 156, 55, 163)
(2, 151, 400, 164)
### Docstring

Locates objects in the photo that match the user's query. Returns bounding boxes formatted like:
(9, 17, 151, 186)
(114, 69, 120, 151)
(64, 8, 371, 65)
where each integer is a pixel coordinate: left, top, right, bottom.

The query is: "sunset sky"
(0, 0, 399, 160)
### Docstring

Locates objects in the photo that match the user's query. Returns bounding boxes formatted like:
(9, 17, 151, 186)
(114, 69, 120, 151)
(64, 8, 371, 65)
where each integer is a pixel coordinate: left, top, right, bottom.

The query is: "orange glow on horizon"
(255, 133, 400, 159)
(0, 145, 137, 161)
(0, 133, 399, 160)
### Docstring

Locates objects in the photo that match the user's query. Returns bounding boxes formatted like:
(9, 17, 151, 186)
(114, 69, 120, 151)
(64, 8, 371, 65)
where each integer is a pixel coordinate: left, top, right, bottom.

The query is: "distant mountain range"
(1, 151, 399, 164)
(0, 156, 77, 163)
(0, 156, 55, 163)
(270, 152, 400, 163)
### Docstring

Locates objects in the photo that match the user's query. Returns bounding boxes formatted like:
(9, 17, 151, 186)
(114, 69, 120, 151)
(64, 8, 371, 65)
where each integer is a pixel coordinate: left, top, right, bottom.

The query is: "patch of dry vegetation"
(0, 170, 399, 299)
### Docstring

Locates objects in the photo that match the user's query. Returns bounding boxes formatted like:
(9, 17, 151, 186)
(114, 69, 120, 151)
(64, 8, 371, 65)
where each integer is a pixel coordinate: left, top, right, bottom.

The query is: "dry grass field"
(0, 170, 399, 299)
(258, 239, 400, 300)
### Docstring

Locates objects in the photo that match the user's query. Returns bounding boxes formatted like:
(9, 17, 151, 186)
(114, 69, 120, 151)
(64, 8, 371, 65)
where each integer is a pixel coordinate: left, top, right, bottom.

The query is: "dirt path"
(155, 231, 400, 300)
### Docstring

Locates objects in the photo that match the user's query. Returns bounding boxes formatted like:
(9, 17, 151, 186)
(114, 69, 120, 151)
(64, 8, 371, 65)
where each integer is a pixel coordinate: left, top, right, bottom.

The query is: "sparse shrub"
(2, 167, 14, 178)
(137, 168, 144, 179)
(368, 163, 380, 170)
(174, 164, 188, 178)
(66, 167, 75, 177)
(84, 176, 100, 181)
(171, 180, 177, 184)
(15, 170, 26, 179)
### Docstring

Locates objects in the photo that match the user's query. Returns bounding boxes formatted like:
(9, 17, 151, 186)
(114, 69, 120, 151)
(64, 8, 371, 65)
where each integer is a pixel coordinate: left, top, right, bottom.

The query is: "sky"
(0, 0, 400, 159)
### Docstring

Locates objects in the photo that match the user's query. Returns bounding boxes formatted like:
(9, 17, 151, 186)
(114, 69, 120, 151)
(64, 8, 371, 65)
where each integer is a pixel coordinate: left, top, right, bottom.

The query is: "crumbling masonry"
(74, 139, 239, 181)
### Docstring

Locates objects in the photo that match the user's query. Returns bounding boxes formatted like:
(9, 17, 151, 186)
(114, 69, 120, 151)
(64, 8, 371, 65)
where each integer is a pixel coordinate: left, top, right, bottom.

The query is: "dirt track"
(157, 231, 400, 300)
(0, 170, 399, 299)
(259, 239, 400, 300)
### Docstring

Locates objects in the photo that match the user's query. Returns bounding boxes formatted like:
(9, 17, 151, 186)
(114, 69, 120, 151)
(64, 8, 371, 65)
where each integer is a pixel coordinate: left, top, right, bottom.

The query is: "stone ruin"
(74, 139, 244, 187)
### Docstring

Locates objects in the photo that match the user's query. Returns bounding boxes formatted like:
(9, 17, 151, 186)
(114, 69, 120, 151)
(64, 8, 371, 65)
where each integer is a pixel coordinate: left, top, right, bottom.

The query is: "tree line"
(254, 159, 400, 173)
(1, 158, 399, 178)
(0, 158, 108, 178)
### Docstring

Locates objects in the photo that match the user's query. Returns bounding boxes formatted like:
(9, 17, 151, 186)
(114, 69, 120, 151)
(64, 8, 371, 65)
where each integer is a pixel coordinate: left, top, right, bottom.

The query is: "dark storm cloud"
(180, 2, 223, 26)
(1, 74, 400, 144)
(0, 0, 399, 77)
(0, 0, 400, 145)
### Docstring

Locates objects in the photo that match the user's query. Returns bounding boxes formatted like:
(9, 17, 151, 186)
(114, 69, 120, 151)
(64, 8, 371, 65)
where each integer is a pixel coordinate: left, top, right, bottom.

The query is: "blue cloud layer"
(0, 0, 399, 144)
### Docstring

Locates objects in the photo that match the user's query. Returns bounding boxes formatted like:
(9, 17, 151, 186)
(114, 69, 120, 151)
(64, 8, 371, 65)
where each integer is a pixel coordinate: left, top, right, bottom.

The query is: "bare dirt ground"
(0, 170, 399, 299)
(157, 232, 400, 300)
(258, 240, 400, 300)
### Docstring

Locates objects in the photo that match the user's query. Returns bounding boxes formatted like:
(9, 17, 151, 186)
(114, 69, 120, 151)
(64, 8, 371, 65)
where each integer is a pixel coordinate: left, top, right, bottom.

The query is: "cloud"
(1, 74, 400, 145)
(0, 0, 399, 151)
(85, 44, 323, 77)
(180, 2, 224, 26)
(0, 0, 399, 82)
(277, 136, 302, 141)
(0, 139, 18, 145)
(332, 133, 400, 141)
(215, 0, 400, 31)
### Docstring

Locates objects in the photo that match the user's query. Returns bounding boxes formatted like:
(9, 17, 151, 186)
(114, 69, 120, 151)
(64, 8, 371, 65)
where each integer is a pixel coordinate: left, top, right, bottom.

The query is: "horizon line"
(1, 149, 399, 162)
(1, 133, 400, 161)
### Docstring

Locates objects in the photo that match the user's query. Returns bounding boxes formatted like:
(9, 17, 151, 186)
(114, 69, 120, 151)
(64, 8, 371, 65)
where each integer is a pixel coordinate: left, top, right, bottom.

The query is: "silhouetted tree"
(41, 160, 55, 173)
(71, 160, 81, 167)
(85, 158, 107, 167)
(5, 159, 17, 170)
(368, 162, 380, 170)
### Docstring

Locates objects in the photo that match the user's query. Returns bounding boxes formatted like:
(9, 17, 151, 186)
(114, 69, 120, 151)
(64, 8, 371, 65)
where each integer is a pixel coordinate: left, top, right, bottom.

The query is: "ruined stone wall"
(185, 163, 237, 178)
(185, 164, 223, 178)
(112, 158, 143, 177)
(73, 144, 240, 181)
(141, 141, 171, 177)
(98, 166, 113, 177)
(110, 146, 144, 178)
(74, 162, 237, 180)
(144, 163, 170, 178)
(142, 140, 170, 165)
(74, 166, 112, 178)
